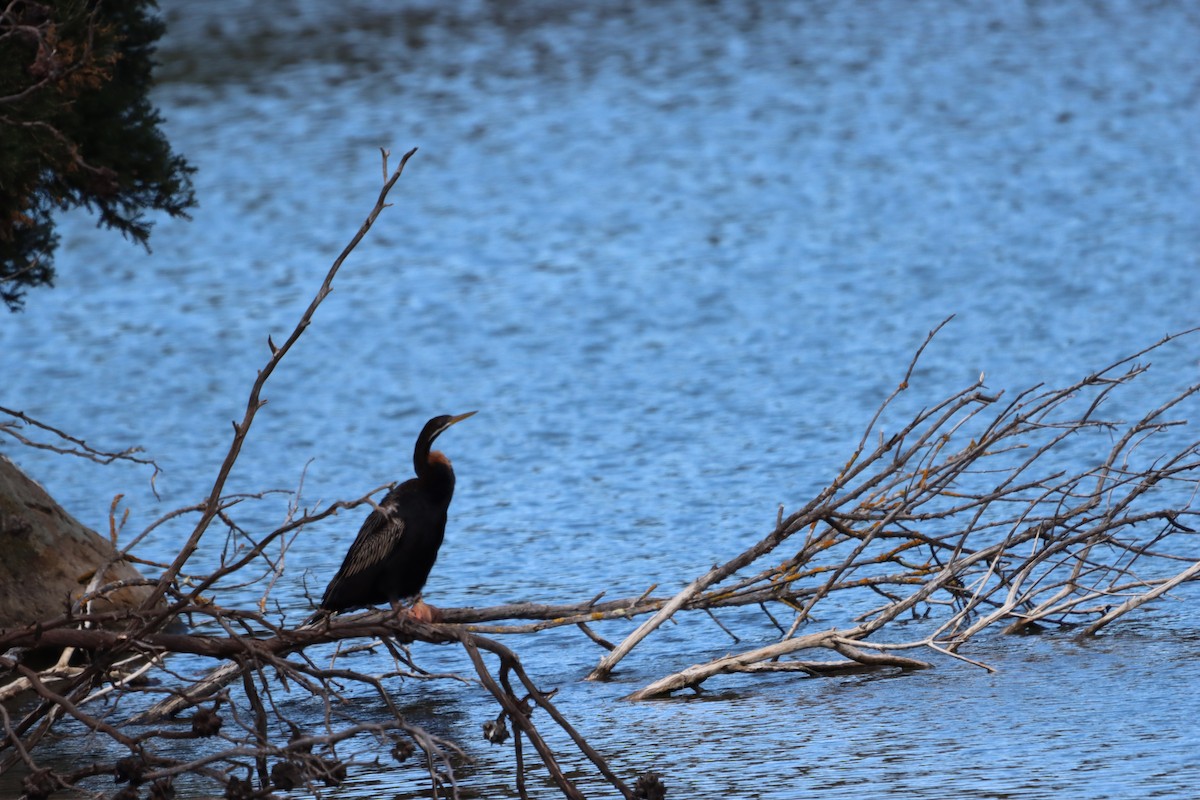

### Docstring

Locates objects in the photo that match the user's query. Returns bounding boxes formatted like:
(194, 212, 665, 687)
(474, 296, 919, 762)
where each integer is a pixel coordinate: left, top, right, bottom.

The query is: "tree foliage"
(0, 0, 195, 311)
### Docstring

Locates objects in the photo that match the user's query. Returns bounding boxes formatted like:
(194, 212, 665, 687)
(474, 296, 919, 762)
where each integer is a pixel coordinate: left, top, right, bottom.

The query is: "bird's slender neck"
(412, 415, 467, 507)
(413, 435, 435, 479)
(415, 448, 456, 506)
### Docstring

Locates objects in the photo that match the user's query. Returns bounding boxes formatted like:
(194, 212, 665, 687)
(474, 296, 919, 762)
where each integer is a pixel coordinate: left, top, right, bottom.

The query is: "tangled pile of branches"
(3, 151, 1199, 799)
(0, 151, 651, 800)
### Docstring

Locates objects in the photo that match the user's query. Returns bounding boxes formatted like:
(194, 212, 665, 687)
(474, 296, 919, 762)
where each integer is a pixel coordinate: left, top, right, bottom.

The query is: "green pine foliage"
(0, 0, 195, 311)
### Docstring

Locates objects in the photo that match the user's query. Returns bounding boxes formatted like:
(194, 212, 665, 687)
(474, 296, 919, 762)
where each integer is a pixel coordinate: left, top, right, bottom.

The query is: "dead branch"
(139, 147, 420, 624)
(1, 150, 642, 799)
(586, 564, 720, 681)
(4, 151, 1200, 799)
(615, 325, 1200, 699)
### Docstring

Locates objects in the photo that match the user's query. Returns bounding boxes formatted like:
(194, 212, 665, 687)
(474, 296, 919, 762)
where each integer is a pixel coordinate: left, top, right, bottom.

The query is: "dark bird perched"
(314, 411, 475, 622)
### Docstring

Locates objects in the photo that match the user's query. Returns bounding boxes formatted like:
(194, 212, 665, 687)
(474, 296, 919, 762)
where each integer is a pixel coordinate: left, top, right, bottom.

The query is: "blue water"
(3, 1, 1199, 796)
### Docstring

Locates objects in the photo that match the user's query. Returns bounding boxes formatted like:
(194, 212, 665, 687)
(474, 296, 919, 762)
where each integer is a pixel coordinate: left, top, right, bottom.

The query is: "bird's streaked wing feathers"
(335, 504, 407, 580)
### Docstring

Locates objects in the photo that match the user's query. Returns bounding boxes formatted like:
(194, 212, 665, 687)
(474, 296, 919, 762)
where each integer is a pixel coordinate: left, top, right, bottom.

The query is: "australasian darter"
(313, 411, 475, 623)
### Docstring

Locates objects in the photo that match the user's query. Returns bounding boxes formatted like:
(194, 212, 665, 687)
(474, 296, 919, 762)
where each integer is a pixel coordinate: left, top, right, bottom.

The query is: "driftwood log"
(0, 454, 156, 636)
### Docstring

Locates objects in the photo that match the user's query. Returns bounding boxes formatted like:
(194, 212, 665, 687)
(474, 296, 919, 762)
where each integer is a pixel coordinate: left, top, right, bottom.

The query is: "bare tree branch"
(4, 153, 1199, 798)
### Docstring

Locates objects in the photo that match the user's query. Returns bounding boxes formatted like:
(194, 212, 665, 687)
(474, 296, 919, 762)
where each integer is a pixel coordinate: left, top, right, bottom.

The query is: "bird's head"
(423, 411, 477, 444)
(415, 411, 477, 473)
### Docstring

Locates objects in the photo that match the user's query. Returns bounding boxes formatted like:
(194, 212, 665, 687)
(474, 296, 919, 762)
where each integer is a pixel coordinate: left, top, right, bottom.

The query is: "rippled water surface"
(3, 1, 1200, 797)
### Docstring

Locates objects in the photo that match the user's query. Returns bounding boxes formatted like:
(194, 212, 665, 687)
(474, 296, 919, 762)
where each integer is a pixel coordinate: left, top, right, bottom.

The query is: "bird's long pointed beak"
(447, 410, 477, 426)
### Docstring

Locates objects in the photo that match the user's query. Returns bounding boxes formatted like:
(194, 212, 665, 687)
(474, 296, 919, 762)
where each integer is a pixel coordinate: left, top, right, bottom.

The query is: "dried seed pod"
(114, 756, 146, 786)
(392, 739, 416, 763)
(270, 760, 302, 790)
(317, 759, 347, 787)
(190, 705, 223, 737)
(287, 722, 313, 753)
(147, 777, 175, 800)
(22, 768, 57, 800)
(633, 771, 667, 800)
(223, 775, 254, 800)
(482, 718, 510, 745)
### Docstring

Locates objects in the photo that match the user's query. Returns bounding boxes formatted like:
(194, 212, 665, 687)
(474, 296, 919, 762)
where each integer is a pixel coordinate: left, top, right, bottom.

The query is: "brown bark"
(0, 455, 153, 632)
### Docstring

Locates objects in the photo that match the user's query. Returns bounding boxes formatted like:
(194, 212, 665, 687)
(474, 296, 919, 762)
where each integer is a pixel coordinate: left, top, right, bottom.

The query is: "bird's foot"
(408, 598, 442, 624)
(387, 597, 442, 623)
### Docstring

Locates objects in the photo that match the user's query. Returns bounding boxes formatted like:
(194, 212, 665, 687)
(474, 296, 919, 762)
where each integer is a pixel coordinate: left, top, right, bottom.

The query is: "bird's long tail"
(302, 608, 332, 628)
